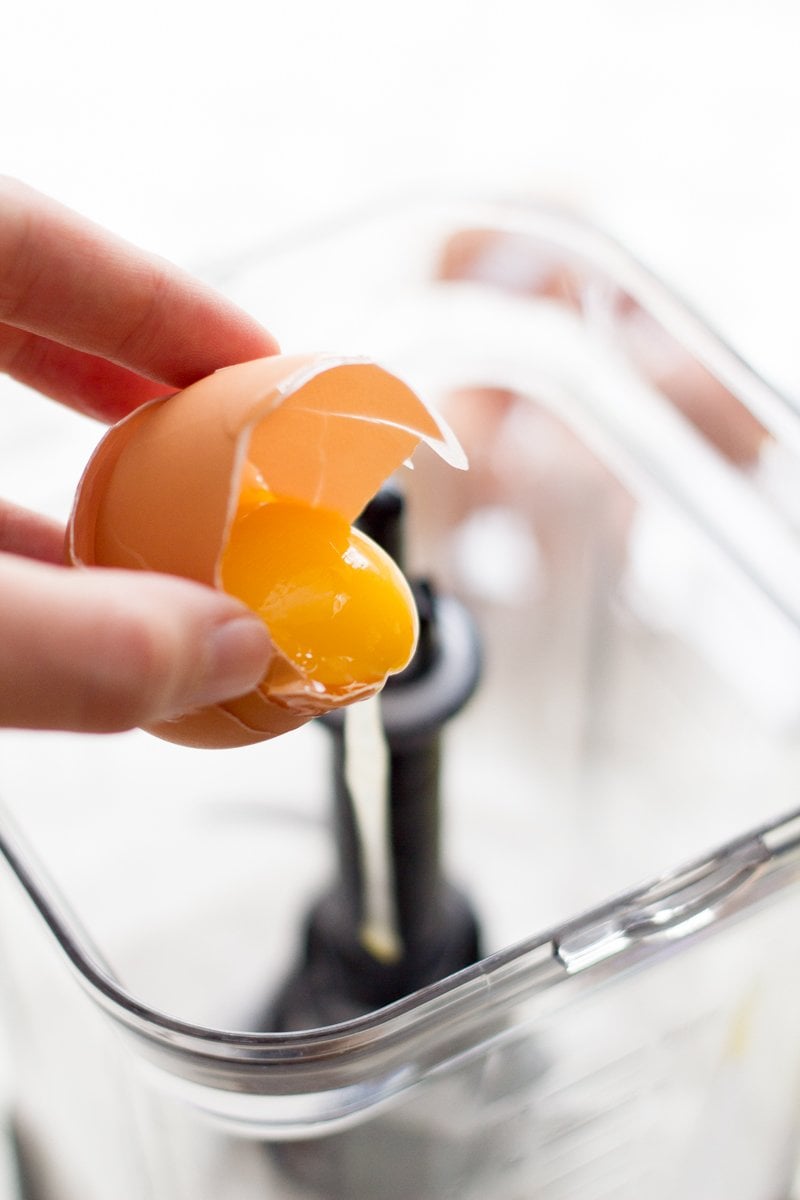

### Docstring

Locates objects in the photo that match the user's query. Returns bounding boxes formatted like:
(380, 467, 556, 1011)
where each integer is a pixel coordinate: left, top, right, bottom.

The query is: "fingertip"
(173, 612, 273, 714)
(0, 176, 281, 413)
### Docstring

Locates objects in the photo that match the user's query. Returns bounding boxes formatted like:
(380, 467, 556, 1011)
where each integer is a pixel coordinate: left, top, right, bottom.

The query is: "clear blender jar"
(2, 199, 800, 1200)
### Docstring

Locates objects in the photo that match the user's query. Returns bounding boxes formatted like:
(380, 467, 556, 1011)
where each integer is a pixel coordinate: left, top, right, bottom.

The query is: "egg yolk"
(219, 486, 417, 694)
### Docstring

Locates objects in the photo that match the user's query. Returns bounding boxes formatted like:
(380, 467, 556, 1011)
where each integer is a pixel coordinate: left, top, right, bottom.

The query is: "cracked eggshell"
(67, 353, 464, 749)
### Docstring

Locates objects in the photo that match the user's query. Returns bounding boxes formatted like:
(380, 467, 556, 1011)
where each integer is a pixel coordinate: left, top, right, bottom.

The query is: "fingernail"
(190, 615, 272, 709)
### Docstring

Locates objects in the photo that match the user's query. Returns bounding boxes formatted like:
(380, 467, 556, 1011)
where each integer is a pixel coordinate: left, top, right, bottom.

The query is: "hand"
(0, 177, 278, 735)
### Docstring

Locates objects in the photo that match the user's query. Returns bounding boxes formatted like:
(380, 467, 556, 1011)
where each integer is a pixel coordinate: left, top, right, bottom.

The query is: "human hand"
(0, 177, 279, 735)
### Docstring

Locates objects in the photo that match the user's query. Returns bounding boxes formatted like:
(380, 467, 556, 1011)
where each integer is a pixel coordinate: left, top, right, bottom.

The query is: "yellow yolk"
(220, 493, 418, 693)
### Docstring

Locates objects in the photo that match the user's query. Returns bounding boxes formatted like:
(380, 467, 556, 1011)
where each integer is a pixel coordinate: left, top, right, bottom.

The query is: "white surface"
(2, 1, 800, 507)
(2, 0, 800, 380)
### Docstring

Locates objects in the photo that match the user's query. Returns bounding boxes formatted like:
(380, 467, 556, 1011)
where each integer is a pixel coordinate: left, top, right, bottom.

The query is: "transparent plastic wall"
(2, 201, 800, 1200)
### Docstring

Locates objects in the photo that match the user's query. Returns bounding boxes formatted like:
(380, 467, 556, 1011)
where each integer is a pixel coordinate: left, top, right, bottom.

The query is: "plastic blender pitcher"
(2, 200, 800, 1199)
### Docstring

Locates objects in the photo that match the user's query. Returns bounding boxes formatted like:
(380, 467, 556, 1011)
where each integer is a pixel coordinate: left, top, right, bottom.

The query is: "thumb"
(0, 553, 273, 734)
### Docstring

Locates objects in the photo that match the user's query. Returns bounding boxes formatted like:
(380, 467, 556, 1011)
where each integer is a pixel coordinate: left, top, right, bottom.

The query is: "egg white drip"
(343, 694, 403, 964)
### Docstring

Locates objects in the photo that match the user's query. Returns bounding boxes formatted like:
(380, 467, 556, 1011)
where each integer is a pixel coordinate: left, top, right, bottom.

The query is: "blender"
(2, 199, 800, 1199)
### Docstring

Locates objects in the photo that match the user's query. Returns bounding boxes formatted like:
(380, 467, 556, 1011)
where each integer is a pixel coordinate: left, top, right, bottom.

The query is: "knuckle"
(110, 266, 169, 366)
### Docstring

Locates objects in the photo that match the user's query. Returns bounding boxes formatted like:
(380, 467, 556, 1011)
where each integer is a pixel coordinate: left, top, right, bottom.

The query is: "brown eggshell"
(68, 353, 463, 749)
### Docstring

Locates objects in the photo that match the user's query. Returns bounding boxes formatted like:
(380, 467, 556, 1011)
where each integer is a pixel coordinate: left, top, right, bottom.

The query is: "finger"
(0, 323, 176, 422)
(0, 177, 278, 419)
(0, 553, 275, 734)
(0, 500, 65, 563)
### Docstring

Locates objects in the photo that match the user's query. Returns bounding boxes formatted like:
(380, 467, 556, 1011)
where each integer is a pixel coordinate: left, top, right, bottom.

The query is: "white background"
(2, 3, 800, 1193)
(2, 0, 800, 388)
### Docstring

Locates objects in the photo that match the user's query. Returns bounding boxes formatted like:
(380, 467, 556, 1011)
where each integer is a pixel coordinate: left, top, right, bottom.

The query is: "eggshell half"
(68, 353, 464, 749)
